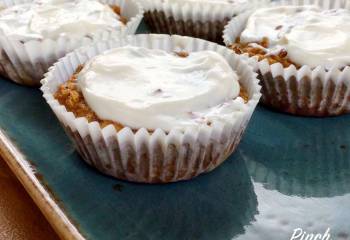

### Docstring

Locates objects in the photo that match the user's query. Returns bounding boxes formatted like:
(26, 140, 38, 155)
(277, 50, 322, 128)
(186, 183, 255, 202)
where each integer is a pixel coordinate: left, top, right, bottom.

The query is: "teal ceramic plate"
(0, 24, 350, 240)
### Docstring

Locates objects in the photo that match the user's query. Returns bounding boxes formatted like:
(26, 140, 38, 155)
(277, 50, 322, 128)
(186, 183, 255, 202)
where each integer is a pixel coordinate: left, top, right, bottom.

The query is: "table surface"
(0, 156, 59, 240)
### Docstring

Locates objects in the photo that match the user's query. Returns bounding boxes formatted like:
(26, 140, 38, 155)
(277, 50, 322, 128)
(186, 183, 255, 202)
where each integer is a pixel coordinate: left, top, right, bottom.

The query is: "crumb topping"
(110, 5, 127, 24)
(229, 37, 298, 68)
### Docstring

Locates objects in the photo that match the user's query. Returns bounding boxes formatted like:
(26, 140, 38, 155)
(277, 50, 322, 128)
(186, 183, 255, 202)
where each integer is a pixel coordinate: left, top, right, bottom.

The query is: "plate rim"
(0, 128, 85, 240)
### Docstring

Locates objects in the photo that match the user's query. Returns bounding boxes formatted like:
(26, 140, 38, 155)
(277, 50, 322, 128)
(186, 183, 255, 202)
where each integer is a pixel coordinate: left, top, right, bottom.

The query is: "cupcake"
(142, 0, 269, 44)
(224, 0, 350, 116)
(41, 34, 261, 183)
(0, 0, 143, 86)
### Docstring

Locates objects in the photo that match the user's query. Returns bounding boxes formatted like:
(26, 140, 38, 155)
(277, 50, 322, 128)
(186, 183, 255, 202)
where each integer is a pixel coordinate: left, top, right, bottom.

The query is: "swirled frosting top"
(77, 46, 241, 131)
(0, 0, 124, 41)
(240, 5, 350, 69)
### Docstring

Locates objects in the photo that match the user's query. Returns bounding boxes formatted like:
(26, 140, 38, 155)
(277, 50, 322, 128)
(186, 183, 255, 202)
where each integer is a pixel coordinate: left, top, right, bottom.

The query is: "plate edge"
(0, 128, 85, 240)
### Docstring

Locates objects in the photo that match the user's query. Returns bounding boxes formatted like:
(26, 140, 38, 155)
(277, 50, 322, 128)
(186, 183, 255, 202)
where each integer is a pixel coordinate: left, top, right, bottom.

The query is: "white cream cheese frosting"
(0, 0, 124, 41)
(240, 5, 350, 69)
(77, 46, 241, 131)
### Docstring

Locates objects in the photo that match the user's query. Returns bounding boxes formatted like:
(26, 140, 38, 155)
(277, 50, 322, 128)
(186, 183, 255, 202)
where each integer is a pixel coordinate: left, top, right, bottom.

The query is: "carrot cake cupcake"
(224, 1, 350, 116)
(0, 0, 143, 86)
(41, 34, 261, 183)
(142, 0, 269, 44)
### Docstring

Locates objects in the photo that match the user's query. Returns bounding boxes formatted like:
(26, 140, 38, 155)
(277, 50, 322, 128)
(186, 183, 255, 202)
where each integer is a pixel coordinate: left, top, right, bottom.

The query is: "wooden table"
(0, 156, 60, 240)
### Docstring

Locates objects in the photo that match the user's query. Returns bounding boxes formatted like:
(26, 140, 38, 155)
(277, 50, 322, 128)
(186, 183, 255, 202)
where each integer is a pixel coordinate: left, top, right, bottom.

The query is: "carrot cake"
(142, 0, 269, 43)
(0, 0, 143, 86)
(224, 4, 350, 116)
(55, 46, 249, 132)
(0, 0, 126, 41)
(229, 5, 350, 69)
(41, 35, 261, 182)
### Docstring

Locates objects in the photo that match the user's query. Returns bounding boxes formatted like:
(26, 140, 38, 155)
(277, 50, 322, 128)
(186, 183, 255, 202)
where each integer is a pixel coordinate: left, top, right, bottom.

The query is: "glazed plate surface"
(0, 25, 350, 240)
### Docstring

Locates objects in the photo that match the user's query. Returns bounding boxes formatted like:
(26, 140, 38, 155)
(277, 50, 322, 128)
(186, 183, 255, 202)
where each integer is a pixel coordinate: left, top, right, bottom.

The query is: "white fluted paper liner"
(40, 34, 261, 183)
(223, 0, 350, 116)
(141, 0, 270, 43)
(0, 0, 143, 86)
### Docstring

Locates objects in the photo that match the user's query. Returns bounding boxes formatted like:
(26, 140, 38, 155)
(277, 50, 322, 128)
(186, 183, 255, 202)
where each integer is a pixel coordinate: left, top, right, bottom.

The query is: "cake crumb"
(229, 38, 298, 68)
(175, 51, 189, 58)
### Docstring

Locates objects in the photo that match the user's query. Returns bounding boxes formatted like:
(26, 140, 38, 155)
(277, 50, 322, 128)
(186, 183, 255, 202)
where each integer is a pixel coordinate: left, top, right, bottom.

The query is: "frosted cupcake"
(224, 0, 350, 116)
(41, 34, 261, 183)
(0, 0, 143, 86)
(142, 0, 269, 44)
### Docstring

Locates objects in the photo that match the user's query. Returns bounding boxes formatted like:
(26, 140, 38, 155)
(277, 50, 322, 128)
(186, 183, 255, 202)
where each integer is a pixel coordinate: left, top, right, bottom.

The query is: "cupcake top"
(77, 46, 241, 131)
(0, 0, 124, 41)
(240, 5, 350, 69)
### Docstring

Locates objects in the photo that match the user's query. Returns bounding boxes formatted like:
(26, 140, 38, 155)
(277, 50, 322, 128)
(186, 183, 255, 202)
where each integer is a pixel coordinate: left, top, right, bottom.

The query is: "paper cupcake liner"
(141, 0, 269, 44)
(40, 34, 261, 183)
(223, 0, 350, 116)
(0, 0, 143, 86)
